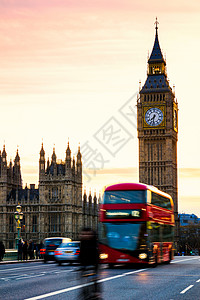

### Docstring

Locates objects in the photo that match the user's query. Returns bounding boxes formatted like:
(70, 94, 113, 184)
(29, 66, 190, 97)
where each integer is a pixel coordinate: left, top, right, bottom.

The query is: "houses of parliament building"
(0, 143, 98, 249)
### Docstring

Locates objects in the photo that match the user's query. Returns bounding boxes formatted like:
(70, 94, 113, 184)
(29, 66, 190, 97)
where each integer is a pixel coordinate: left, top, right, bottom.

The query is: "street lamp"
(14, 204, 23, 249)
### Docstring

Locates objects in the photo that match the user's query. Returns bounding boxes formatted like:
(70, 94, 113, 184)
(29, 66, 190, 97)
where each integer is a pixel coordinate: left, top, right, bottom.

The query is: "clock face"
(145, 107, 163, 126)
(174, 109, 177, 129)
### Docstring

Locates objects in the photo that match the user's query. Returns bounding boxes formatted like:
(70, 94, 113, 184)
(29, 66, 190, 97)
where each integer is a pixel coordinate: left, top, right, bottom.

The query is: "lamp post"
(14, 204, 23, 249)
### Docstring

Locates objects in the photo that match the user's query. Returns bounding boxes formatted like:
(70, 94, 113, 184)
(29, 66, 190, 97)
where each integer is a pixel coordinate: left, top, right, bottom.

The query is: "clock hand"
(150, 114, 156, 121)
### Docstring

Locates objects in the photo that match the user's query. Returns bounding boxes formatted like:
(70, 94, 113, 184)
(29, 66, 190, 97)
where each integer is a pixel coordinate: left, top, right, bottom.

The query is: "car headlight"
(100, 253, 108, 259)
(139, 253, 147, 260)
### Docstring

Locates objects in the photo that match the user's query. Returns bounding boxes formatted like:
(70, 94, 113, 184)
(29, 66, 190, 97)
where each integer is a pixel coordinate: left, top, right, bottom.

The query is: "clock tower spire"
(137, 19, 178, 249)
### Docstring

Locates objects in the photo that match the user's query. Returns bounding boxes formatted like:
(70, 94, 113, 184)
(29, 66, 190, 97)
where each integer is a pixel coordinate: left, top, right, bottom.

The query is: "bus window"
(151, 192, 172, 210)
(148, 222, 160, 242)
(162, 224, 174, 242)
(103, 190, 146, 204)
(99, 222, 146, 251)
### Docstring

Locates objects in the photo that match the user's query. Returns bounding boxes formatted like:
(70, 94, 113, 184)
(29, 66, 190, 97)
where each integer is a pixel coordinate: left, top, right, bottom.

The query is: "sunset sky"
(0, 0, 200, 215)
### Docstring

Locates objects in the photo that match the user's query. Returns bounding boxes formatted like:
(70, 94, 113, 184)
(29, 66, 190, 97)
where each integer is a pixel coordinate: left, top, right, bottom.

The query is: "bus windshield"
(99, 222, 146, 251)
(102, 190, 146, 204)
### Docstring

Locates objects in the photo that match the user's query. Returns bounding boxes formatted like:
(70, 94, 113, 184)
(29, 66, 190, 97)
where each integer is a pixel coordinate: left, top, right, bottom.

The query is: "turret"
(1, 145, 7, 177)
(39, 143, 45, 179)
(147, 18, 167, 76)
(72, 156, 75, 177)
(8, 159, 13, 183)
(13, 149, 22, 188)
(46, 157, 50, 174)
(65, 141, 71, 169)
(76, 145, 82, 176)
(51, 147, 57, 175)
(0, 145, 7, 183)
(140, 18, 172, 96)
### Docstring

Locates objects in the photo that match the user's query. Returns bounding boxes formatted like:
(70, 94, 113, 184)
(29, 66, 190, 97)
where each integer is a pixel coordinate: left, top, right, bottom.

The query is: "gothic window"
(32, 215, 37, 232)
(151, 144, 153, 161)
(49, 213, 60, 232)
(9, 241, 14, 249)
(9, 215, 14, 232)
(59, 187, 62, 200)
(160, 167, 163, 185)
(58, 214, 61, 232)
(148, 143, 150, 161)
(52, 187, 58, 200)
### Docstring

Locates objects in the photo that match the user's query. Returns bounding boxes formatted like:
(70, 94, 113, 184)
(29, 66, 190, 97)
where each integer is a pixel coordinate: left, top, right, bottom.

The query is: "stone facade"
(0, 144, 98, 249)
(137, 24, 178, 242)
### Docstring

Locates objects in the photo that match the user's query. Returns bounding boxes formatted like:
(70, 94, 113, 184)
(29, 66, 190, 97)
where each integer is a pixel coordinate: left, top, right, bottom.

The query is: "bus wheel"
(108, 263, 114, 269)
(166, 251, 172, 264)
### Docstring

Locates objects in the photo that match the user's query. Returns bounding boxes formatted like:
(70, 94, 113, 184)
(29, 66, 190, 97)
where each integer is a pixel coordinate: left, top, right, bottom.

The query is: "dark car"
(40, 237, 71, 263)
(54, 241, 80, 265)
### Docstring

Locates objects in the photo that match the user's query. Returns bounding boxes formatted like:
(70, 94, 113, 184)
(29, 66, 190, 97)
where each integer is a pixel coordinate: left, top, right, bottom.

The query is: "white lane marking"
(1, 274, 28, 280)
(25, 268, 147, 300)
(25, 283, 93, 300)
(16, 274, 45, 280)
(0, 265, 73, 273)
(98, 269, 147, 283)
(180, 285, 194, 294)
(171, 257, 199, 263)
(196, 279, 200, 282)
(53, 270, 73, 274)
(0, 268, 72, 281)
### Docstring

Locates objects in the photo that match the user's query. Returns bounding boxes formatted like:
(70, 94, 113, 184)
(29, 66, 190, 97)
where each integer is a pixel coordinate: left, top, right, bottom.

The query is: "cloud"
(179, 196, 200, 217)
(84, 167, 138, 175)
(179, 168, 200, 178)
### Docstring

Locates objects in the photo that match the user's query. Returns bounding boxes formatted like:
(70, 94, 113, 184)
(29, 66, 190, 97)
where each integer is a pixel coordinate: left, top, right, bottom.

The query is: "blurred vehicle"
(191, 249, 199, 256)
(54, 241, 80, 265)
(99, 183, 175, 267)
(40, 237, 71, 263)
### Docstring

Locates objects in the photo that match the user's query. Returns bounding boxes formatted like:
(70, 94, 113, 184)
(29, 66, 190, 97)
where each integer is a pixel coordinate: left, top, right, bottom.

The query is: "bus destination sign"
(105, 209, 141, 219)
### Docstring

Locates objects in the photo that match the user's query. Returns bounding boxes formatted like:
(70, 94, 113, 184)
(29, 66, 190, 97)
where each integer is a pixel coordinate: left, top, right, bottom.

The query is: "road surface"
(0, 256, 199, 299)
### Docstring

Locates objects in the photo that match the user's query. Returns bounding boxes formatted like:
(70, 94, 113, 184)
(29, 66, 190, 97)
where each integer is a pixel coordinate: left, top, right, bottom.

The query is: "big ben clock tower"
(137, 19, 178, 244)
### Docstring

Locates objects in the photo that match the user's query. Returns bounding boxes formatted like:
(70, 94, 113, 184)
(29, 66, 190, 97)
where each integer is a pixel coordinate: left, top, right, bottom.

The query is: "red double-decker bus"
(98, 183, 174, 267)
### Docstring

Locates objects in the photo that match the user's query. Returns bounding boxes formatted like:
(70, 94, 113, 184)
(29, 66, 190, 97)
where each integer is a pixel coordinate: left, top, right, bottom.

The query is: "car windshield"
(102, 190, 146, 204)
(99, 222, 146, 251)
(60, 242, 80, 248)
(44, 239, 62, 247)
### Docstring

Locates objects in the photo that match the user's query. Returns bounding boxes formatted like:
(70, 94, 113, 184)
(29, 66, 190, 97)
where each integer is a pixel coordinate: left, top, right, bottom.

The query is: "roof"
(105, 183, 148, 191)
(148, 29, 165, 64)
(140, 74, 171, 94)
(48, 163, 65, 176)
(104, 182, 172, 199)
